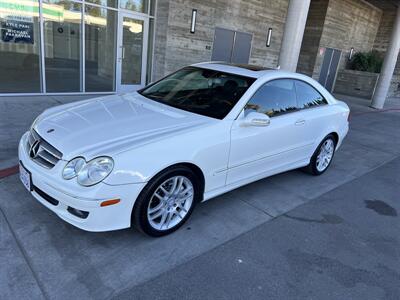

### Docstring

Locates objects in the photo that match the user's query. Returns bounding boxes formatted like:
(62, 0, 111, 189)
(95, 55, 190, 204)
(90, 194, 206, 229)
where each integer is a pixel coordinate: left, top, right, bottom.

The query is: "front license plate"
(19, 162, 32, 191)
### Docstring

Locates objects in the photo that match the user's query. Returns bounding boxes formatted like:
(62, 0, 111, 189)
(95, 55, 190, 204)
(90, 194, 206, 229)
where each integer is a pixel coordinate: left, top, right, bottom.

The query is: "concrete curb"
(0, 165, 19, 179)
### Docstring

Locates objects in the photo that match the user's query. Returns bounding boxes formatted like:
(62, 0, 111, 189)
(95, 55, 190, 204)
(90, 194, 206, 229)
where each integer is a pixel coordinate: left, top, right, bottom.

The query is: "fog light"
(67, 206, 89, 219)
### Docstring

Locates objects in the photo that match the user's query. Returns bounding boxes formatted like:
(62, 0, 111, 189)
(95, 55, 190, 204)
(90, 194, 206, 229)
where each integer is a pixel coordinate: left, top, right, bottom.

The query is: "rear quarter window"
(245, 79, 298, 117)
(295, 80, 328, 109)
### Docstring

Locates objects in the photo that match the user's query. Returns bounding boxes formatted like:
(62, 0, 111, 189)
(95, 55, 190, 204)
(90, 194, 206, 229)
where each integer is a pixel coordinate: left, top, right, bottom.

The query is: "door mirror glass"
(241, 111, 271, 127)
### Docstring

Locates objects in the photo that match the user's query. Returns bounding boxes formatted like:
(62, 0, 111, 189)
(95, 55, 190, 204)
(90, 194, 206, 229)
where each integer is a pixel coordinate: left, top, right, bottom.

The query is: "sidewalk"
(0, 94, 104, 169)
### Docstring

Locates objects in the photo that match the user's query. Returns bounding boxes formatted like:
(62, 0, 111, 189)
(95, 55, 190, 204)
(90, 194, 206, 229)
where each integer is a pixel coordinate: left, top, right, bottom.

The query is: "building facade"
(0, 0, 399, 106)
(0, 0, 155, 94)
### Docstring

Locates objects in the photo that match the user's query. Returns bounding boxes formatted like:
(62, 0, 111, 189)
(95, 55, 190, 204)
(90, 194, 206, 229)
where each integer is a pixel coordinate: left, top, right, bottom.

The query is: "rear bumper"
(19, 132, 145, 232)
(336, 122, 349, 150)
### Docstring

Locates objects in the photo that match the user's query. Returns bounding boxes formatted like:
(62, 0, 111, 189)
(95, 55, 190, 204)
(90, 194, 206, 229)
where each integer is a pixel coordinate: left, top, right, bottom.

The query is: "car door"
(293, 80, 332, 159)
(227, 79, 312, 185)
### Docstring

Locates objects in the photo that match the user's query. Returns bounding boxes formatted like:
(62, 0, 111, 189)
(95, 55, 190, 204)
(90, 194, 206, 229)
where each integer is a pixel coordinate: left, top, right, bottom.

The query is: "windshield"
(139, 67, 256, 119)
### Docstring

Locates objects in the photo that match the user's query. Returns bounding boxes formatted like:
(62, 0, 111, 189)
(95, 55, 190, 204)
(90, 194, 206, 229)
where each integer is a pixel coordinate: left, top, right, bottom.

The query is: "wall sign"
(1, 16, 34, 44)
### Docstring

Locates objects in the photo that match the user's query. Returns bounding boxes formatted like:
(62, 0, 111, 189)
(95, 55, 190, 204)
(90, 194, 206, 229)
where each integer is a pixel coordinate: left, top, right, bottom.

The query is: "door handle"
(295, 119, 306, 126)
(119, 46, 125, 61)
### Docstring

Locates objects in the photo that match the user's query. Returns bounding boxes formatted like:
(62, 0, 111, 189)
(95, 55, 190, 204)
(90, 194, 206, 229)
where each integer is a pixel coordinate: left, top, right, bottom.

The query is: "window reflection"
(0, 0, 41, 92)
(43, 0, 82, 92)
(120, 0, 148, 13)
(295, 80, 328, 108)
(86, 0, 117, 9)
(121, 17, 143, 85)
(85, 5, 117, 92)
(246, 79, 298, 117)
(0, 0, 152, 94)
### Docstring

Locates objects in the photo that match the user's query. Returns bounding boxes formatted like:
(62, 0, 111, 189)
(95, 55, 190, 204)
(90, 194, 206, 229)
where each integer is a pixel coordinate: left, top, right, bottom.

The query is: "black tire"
(132, 165, 201, 237)
(303, 134, 337, 176)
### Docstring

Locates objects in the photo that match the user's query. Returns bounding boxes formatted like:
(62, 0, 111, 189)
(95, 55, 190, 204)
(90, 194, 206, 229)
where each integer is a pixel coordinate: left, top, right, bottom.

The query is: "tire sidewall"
(133, 166, 200, 237)
(310, 135, 337, 175)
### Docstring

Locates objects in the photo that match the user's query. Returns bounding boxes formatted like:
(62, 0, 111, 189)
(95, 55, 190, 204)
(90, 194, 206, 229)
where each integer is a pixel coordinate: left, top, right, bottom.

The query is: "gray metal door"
(318, 48, 341, 92)
(231, 32, 252, 64)
(211, 28, 235, 62)
(211, 28, 252, 64)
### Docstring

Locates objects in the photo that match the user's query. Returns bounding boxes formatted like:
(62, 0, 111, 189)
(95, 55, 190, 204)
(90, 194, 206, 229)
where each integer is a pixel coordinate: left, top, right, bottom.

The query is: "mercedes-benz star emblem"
(29, 140, 41, 158)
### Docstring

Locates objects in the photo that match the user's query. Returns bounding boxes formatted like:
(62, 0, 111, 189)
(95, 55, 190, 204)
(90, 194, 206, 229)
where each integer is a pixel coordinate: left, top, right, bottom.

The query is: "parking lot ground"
(117, 156, 400, 300)
(0, 94, 399, 299)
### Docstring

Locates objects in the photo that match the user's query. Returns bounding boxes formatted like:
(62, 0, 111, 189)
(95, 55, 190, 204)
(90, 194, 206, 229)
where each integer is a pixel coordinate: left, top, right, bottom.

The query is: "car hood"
(33, 93, 212, 160)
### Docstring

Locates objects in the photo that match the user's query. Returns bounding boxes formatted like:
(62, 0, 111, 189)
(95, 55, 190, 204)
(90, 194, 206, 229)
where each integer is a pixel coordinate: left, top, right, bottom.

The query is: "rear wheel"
(304, 134, 336, 176)
(132, 166, 200, 237)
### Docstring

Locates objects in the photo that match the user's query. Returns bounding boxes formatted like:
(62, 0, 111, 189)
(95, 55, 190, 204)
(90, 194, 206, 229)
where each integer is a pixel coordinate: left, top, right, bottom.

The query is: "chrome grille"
(26, 129, 63, 169)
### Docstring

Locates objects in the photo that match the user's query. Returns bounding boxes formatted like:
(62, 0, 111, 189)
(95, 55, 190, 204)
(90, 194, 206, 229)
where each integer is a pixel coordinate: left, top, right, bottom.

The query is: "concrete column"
(371, 5, 400, 109)
(278, 0, 311, 72)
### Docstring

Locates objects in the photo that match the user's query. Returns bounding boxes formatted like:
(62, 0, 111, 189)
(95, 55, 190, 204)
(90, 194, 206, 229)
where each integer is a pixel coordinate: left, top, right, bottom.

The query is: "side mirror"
(241, 111, 271, 127)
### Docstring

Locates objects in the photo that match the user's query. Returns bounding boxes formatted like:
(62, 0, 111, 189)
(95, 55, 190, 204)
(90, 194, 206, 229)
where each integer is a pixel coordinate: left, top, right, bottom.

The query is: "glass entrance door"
(116, 13, 148, 93)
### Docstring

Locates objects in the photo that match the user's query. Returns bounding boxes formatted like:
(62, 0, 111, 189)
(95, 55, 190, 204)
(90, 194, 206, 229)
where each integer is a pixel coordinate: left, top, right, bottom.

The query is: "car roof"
(190, 61, 337, 108)
(190, 62, 324, 85)
(191, 62, 287, 79)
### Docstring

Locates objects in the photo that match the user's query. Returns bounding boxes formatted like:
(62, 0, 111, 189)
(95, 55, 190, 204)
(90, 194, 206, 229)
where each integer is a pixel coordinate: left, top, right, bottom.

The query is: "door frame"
(116, 11, 149, 93)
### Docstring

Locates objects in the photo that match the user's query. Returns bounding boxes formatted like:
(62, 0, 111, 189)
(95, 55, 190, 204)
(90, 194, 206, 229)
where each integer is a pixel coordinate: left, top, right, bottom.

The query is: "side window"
(245, 79, 297, 117)
(295, 80, 328, 109)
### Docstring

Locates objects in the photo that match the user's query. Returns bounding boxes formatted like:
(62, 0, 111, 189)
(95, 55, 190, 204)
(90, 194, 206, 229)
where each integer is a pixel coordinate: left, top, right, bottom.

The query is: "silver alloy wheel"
(316, 139, 335, 172)
(147, 176, 194, 231)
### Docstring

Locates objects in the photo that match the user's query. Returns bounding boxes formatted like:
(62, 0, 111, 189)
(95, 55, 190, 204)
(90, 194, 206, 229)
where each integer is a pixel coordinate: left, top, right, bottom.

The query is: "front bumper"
(18, 132, 145, 232)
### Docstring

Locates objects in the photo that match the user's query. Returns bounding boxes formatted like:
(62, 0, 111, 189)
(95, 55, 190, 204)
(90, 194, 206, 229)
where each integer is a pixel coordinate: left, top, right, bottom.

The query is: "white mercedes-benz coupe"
(19, 62, 349, 236)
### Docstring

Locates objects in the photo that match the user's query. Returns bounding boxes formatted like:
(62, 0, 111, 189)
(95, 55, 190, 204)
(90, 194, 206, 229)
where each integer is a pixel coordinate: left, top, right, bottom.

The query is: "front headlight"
(62, 157, 86, 180)
(76, 157, 114, 186)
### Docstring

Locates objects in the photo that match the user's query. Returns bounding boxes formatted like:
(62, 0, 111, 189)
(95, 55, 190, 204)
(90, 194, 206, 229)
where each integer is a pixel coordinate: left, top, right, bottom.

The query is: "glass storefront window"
(121, 17, 143, 85)
(86, 0, 117, 9)
(0, 0, 41, 93)
(43, 0, 82, 92)
(0, 0, 154, 94)
(120, 0, 148, 13)
(85, 5, 117, 92)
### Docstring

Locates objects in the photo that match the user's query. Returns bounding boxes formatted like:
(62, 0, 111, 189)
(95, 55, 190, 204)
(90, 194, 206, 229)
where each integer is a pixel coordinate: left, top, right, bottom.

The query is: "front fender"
(103, 121, 232, 193)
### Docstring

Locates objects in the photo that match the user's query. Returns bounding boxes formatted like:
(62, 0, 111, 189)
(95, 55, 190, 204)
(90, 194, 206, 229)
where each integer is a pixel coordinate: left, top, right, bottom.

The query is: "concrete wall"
(154, 0, 385, 83)
(312, 0, 382, 80)
(297, 0, 329, 76)
(153, 0, 171, 81)
(334, 69, 379, 98)
(153, 0, 289, 80)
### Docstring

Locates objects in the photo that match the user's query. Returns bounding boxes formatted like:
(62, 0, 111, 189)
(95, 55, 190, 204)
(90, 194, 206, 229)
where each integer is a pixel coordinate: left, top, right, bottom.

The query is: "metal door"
(231, 32, 252, 64)
(211, 28, 252, 64)
(116, 12, 149, 93)
(211, 28, 235, 62)
(318, 48, 341, 92)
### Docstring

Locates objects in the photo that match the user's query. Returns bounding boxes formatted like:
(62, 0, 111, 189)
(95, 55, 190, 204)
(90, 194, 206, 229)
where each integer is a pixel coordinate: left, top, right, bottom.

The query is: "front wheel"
(304, 134, 337, 176)
(132, 166, 200, 237)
